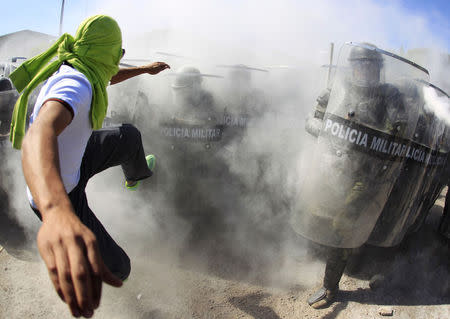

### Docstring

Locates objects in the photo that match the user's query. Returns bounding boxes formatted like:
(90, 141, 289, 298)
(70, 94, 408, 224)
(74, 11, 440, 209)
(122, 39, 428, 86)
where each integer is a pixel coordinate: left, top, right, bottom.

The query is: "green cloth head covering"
(9, 15, 122, 149)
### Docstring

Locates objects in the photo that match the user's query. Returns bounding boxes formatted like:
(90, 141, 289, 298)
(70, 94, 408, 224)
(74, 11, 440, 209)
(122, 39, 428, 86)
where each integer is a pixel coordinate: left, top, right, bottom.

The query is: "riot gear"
(227, 64, 252, 96)
(172, 66, 203, 89)
(0, 75, 29, 256)
(369, 82, 449, 246)
(218, 64, 269, 118)
(307, 247, 352, 308)
(172, 66, 204, 112)
(165, 66, 223, 154)
(0, 62, 17, 78)
(298, 42, 431, 308)
(170, 66, 221, 119)
(0, 77, 18, 137)
(348, 43, 383, 88)
(0, 76, 13, 91)
(305, 88, 330, 137)
(440, 186, 450, 239)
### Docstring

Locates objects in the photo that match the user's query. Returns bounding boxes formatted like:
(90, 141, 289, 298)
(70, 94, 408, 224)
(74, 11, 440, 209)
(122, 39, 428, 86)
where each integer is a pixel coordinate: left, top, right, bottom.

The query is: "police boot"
(308, 247, 351, 309)
(307, 286, 337, 309)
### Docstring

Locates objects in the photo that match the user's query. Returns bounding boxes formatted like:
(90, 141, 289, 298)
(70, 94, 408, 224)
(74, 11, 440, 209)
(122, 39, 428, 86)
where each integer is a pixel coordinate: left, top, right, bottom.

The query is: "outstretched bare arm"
(110, 62, 170, 85)
(22, 101, 122, 318)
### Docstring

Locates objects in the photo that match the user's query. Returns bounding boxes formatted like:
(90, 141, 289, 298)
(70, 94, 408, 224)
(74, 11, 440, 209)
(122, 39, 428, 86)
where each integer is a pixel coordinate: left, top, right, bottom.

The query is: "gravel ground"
(0, 182, 449, 319)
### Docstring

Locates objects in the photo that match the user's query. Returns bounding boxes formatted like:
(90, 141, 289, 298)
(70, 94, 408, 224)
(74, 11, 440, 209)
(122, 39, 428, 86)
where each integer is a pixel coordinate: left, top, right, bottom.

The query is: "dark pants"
(33, 124, 152, 280)
(323, 247, 352, 290)
(439, 187, 450, 239)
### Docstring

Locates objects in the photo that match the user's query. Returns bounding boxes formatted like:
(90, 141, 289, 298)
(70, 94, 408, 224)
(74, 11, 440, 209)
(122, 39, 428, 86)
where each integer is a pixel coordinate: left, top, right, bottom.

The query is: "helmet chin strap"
(352, 69, 380, 88)
(351, 83, 379, 99)
(352, 78, 378, 88)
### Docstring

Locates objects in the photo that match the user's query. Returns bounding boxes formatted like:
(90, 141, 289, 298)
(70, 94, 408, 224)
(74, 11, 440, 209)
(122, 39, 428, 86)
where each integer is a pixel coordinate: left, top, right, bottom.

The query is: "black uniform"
(304, 44, 407, 308)
(0, 77, 30, 256)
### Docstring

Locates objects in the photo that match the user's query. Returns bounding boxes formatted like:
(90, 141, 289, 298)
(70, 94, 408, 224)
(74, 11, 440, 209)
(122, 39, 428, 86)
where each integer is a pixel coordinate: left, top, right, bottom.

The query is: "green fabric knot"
(8, 15, 122, 149)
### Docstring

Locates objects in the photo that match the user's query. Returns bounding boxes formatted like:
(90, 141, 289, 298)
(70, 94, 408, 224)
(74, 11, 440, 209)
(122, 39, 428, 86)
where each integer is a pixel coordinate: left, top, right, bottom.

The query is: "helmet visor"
(351, 59, 381, 87)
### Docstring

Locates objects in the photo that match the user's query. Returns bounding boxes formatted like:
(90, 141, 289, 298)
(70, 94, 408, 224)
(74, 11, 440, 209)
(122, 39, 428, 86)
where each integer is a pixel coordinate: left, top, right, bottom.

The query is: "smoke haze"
(2, 0, 449, 317)
(423, 85, 450, 126)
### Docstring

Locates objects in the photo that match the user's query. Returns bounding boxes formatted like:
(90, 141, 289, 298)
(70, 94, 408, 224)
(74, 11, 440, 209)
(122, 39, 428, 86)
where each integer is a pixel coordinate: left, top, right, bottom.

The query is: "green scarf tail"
(9, 15, 122, 149)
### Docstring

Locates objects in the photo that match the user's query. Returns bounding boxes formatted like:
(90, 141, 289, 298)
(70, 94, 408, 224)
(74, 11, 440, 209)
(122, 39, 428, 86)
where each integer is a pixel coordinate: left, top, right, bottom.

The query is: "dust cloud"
(1, 0, 448, 316)
(424, 85, 450, 121)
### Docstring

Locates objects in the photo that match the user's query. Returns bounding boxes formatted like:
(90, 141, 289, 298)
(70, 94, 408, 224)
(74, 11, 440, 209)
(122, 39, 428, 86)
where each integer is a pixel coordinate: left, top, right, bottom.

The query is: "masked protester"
(8, 15, 169, 317)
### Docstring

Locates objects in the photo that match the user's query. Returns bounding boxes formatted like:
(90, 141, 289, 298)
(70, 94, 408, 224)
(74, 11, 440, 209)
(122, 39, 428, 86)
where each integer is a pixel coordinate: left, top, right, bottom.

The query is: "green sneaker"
(125, 180, 140, 190)
(125, 154, 156, 190)
(146, 154, 156, 171)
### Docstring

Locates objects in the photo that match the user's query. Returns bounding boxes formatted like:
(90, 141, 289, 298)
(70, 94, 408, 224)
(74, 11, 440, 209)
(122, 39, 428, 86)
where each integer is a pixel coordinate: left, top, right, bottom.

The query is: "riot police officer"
(0, 77, 17, 136)
(221, 64, 269, 119)
(304, 43, 407, 308)
(158, 65, 231, 239)
(0, 76, 31, 256)
(438, 128, 450, 241)
(171, 65, 218, 119)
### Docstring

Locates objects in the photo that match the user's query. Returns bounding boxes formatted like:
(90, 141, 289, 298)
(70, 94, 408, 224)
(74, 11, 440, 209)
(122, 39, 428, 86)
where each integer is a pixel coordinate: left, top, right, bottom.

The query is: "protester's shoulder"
(44, 66, 93, 113)
(48, 65, 92, 96)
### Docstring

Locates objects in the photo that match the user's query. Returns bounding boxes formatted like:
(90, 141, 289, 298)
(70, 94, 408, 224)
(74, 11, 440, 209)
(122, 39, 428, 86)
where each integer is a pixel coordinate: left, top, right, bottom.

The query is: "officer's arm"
(110, 62, 170, 85)
(386, 87, 408, 135)
(305, 88, 331, 137)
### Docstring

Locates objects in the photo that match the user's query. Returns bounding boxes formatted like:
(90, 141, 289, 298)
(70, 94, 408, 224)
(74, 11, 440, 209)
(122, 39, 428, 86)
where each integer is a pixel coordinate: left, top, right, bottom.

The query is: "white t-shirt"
(27, 65, 93, 207)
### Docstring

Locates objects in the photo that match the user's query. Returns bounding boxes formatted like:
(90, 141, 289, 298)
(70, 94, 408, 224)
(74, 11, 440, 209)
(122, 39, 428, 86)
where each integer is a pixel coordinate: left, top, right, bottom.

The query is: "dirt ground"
(0, 186, 449, 319)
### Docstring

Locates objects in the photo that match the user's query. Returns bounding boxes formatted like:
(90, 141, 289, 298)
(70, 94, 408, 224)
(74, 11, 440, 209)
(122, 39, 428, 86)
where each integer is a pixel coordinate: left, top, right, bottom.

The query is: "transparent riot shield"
(154, 91, 229, 203)
(437, 125, 450, 240)
(292, 42, 429, 248)
(156, 87, 238, 227)
(368, 81, 447, 246)
(403, 85, 450, 237)
(438, 162, 450, 239)
(0, 87, 19, 143)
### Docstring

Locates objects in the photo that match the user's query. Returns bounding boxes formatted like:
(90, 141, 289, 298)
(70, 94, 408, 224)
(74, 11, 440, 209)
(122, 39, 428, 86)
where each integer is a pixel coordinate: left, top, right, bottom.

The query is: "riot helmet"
(171, 66, 203, 107)
(219, 64, 267, 93)
(229, 64, 252, 89)
(0, 77, 16, 134)
(172, 66, 203, 90)
(348, 43, 383, 87)
(0, 77, 13, 91)
(0, 63, 16, 78)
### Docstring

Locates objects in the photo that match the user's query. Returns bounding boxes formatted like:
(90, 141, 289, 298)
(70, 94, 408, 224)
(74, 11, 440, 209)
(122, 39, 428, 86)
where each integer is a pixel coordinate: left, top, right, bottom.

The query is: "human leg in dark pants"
(323, 247, 352, 291)
(439, 186, 450, 239)
(308, 247, 352, 308)
(81, 124, 152, 183)
(33, 124, 152, 280)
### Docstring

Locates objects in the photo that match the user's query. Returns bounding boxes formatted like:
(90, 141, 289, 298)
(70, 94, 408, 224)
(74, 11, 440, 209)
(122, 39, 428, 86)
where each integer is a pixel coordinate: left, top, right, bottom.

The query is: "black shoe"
(307, 286, 337, 309)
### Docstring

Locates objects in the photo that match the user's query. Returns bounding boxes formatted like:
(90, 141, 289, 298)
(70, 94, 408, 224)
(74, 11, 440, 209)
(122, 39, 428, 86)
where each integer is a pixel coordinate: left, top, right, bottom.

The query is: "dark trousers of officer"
(0, 185, 28, 250)
(439, 187, 450, 238)
(32, 124, 152, 280)
(323, 247, 352, 290)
